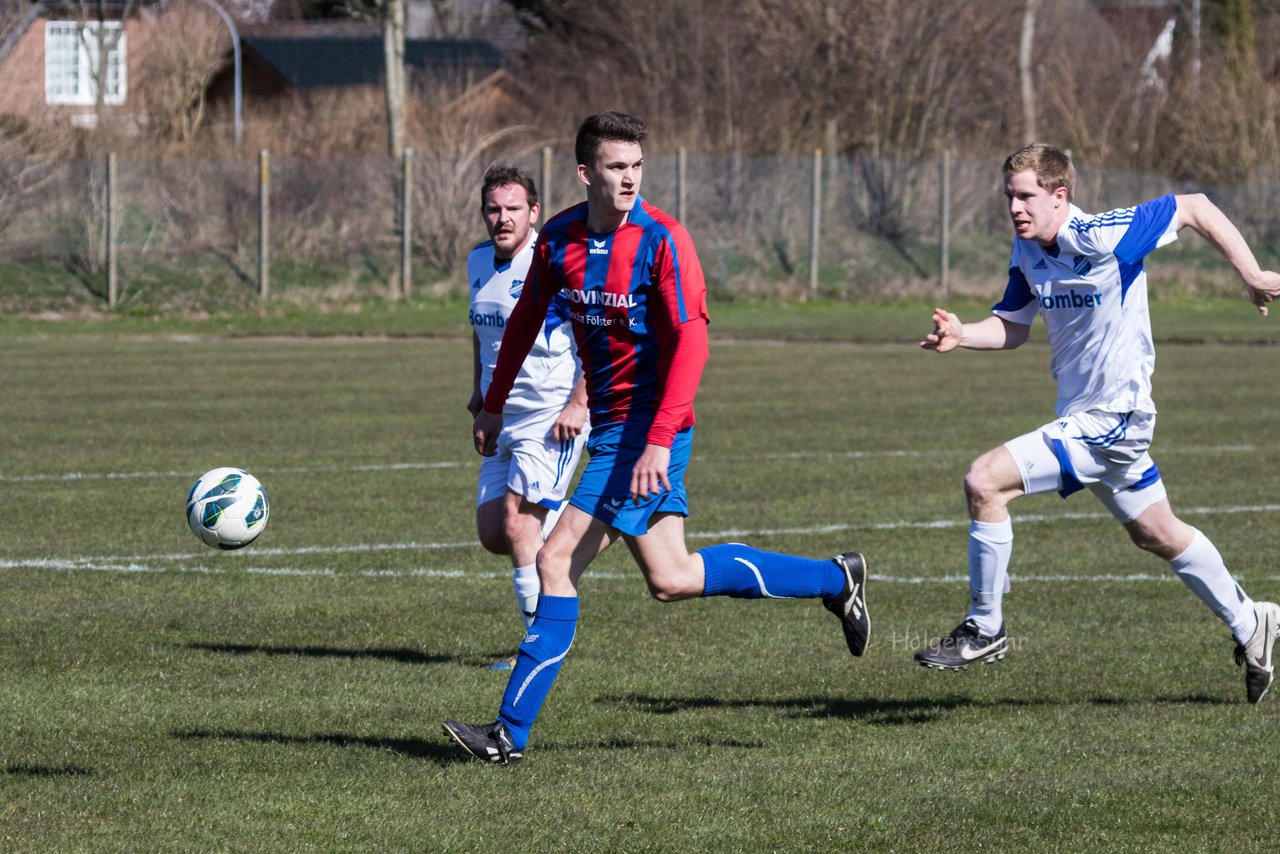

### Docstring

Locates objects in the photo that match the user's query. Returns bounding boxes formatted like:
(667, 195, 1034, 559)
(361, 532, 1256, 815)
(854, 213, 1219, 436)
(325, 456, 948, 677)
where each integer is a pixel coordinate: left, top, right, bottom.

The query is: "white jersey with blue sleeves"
(468, 230, 578, 414)
(992, 195, 1179, 417)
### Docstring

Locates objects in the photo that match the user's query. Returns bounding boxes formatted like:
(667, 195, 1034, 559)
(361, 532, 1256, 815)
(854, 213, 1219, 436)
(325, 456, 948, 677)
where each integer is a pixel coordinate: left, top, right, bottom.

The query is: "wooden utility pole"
(1019, 0, 1039, 144)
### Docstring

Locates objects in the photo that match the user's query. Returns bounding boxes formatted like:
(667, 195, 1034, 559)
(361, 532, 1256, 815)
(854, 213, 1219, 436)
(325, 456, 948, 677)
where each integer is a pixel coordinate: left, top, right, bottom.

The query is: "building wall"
(0, 17, 156, 124)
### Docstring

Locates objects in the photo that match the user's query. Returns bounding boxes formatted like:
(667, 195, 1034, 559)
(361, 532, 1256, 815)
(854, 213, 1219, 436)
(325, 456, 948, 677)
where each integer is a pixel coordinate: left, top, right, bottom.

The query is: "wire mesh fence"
(2, 149, 1278, 314)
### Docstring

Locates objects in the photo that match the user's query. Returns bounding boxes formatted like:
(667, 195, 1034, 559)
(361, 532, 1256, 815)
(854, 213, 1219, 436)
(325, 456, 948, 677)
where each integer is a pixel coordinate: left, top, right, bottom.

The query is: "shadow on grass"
(607, 691, 1239, 722)
(5, 764, 92, 777)
(175, 728, 763, 764)
(559, 735, 767, 752)
(183, 641, 505, 667)
(174, 728, 459, 763)
(1093, 693, 1235, 706)
(603, 693, 1052, 726)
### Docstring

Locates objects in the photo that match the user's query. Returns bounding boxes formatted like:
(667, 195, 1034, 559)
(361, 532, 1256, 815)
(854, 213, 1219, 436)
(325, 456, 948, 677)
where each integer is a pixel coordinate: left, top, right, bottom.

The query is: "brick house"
(0, 0, 163, 127)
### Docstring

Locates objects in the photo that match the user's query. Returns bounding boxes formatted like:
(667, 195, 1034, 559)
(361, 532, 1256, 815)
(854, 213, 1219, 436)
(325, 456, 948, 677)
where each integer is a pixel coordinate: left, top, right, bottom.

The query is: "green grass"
(2, 308, 1280, 851)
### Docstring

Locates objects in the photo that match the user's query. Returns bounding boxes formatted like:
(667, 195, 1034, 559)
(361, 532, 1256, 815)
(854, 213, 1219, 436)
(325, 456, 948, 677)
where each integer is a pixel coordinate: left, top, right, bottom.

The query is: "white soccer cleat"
(1235, 602, 1280, 704)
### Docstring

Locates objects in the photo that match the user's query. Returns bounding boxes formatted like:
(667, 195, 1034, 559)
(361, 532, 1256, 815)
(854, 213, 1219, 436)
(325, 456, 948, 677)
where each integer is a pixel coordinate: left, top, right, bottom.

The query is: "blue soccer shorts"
(569, 422, 694, 536)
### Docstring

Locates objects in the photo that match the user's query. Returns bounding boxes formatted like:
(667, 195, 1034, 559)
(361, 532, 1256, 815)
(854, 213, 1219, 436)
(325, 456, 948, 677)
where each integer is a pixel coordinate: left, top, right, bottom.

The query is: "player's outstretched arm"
(1176, 193, 1280, 317)
(921, 308, 1030, 352)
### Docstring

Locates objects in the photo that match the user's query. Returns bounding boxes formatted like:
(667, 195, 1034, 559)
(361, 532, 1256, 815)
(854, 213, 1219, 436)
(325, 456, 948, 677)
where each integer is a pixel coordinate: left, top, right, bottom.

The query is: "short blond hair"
(1003, 144, 1075, 202)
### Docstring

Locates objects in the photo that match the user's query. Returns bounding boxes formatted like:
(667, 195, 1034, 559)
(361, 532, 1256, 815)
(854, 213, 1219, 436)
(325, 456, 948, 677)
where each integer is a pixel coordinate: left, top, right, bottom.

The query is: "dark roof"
(240, 36, 505, 90)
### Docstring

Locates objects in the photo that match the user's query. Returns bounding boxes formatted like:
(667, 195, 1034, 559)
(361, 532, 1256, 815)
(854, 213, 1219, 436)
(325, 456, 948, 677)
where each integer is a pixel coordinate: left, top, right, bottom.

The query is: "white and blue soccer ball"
(186, 467, 270, 549)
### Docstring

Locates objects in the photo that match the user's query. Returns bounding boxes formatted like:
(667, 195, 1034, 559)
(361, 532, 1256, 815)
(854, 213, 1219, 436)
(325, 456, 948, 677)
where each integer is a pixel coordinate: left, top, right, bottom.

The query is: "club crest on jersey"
(509, 278, 524, 298)
(589, 239, 609, 256)
(1072, 256, 1093, 276)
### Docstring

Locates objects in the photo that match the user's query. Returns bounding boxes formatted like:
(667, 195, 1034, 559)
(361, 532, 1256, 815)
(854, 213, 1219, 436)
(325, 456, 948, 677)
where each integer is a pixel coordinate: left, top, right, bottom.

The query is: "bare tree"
(345, 0, 408, 157)
(1020, 0, 1039, 144)
(136, 0, 229, 147)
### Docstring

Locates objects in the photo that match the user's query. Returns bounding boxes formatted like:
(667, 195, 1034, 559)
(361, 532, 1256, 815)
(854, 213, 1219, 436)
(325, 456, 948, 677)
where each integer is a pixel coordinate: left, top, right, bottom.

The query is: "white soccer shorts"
(1003, 409, 1167, 523)
(476, 406, 588, 511)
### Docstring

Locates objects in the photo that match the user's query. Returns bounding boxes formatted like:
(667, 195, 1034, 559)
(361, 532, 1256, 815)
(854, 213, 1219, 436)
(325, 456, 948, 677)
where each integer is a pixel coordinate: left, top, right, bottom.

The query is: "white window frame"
(45, 20, 127, 107)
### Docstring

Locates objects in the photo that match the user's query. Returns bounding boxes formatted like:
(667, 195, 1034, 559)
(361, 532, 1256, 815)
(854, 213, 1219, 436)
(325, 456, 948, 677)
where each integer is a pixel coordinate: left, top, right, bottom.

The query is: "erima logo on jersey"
(563, 289, 637, 308)
(470, 309, 505, 328)
(471, 277, 483, 290)
(1040, 289, 1102, 310)
(590, 239, 609, 255)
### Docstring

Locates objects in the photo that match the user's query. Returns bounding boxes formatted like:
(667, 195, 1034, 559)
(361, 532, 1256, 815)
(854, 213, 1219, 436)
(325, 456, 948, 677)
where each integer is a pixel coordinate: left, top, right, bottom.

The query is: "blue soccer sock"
(497, 594, 578, 750)
(698, 543, 844, 600)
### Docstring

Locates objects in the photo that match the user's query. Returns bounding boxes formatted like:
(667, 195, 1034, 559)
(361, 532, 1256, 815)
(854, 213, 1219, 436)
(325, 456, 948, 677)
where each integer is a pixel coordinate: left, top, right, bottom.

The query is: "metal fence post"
(939, 148, 951, 301)
(677, 146, 687, 224)
(540, 146, 552, 216)
(810, 148, 822, 298)
(106, 152, 117, 309)
(401, 147, 413, 299)
(258, 149, 269, 301)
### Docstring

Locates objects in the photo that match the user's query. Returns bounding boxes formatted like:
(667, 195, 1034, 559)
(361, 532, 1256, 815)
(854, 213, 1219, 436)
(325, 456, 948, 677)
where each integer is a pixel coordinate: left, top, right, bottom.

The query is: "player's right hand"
(1245, 270, 1280, 317)
(921, 307, 963, 352)
(472, 409, 503, 457)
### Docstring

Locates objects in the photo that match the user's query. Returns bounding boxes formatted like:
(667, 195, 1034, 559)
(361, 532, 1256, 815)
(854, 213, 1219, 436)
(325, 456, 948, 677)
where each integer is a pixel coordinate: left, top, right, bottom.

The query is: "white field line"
(2, 503, 1276, 580)
(0, 444, 1267, 484)
(0, 461, 465, 484)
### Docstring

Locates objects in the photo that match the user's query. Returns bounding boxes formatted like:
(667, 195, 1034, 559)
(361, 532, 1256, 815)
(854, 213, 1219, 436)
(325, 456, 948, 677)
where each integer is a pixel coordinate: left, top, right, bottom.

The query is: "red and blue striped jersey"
(483, 196, 710, 448)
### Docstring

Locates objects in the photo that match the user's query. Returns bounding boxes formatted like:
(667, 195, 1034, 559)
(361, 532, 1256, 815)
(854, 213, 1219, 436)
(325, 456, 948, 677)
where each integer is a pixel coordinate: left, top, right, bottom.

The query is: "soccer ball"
(186, 467, 270, 550)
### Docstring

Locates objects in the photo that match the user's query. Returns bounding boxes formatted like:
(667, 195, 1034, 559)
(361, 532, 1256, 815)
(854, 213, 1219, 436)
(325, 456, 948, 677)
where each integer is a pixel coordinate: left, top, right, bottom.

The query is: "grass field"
(2, 302, 1279, 851)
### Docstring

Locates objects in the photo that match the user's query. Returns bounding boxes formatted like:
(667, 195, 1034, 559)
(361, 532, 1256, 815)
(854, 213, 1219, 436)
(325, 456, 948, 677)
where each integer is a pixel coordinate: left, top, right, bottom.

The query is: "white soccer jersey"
(992, 195, 1179, 417)
(468, 231, 578, 414)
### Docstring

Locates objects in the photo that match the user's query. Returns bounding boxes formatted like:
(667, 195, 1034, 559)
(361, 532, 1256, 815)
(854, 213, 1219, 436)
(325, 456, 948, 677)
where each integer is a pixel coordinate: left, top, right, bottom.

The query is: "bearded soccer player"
(443, 111, 870, 765)
(915, 143, 1280, 704)
(467, 165, 589, 669)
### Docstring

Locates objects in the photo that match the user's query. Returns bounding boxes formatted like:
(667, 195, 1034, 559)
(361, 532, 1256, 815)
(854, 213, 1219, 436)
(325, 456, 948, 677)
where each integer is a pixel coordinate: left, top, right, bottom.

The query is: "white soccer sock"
(512, 562, 540, 630)
(965, 518, 1014, 636)
(1169, 529, 1255, 643)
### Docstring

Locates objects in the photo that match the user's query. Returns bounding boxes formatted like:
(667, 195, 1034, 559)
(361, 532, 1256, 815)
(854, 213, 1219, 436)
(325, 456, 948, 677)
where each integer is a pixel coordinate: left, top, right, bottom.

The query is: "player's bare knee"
(534, 542, 572, 586)
(1126, 523, 1183, 561)
(648, 582, 697, 603)
(476, 525, 510, 556)
(644, 569, 700, 602)
(502, 516, 537, 554)
(964, 465, 999, 507)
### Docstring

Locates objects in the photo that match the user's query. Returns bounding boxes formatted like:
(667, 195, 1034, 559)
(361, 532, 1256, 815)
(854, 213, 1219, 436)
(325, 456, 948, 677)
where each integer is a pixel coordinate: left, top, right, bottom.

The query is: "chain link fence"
(2, 150, 1277, 314)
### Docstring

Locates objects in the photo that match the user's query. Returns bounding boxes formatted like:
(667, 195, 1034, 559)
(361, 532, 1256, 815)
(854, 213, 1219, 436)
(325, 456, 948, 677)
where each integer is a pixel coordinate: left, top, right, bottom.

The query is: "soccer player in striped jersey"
(443, 111, 870, 765)
(914, 143, 1280, 703)
(468, 166, 589, 670)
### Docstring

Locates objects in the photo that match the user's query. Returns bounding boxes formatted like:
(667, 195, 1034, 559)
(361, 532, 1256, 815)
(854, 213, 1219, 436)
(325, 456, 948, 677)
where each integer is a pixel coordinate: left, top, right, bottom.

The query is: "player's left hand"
(472, 409, 503, 457)
(551, 401, 588, 442)
(921, 307, 963, 352)
(630, 443, 671, 503)
(1245, 270, 1280, 317)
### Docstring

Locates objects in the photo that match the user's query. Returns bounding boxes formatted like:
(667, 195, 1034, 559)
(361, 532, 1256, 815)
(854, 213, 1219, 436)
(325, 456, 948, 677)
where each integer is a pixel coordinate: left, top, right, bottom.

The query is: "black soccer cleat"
(442, 719, 524, 766)
(914, 619, 1008, 671)
(825, 552, 870, 657)
(1234, 602, 1280, 704)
